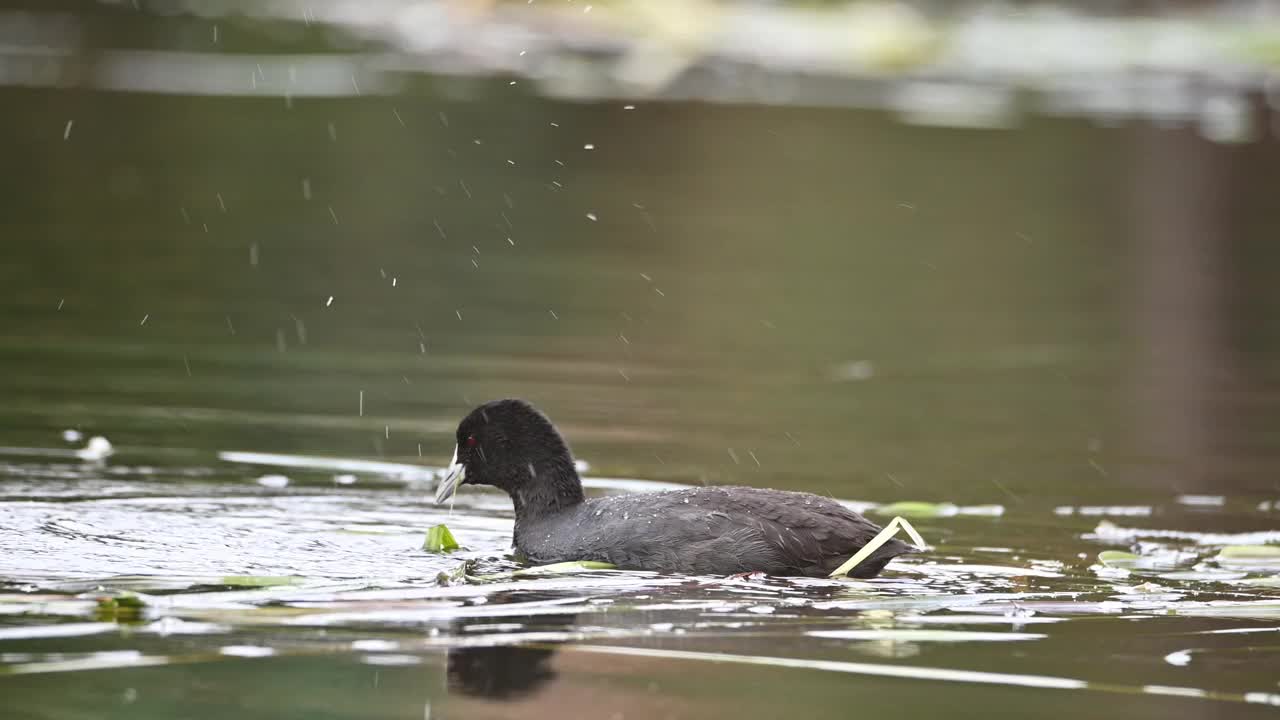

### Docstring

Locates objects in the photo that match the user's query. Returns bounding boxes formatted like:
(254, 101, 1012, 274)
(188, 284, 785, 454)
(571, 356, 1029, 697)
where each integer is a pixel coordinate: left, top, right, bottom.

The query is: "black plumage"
(438, 398, 917, 578)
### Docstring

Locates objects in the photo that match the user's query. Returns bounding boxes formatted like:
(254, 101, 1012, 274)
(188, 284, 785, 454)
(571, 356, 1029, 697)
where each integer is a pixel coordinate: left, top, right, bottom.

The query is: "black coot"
(434, 399, 919, 578)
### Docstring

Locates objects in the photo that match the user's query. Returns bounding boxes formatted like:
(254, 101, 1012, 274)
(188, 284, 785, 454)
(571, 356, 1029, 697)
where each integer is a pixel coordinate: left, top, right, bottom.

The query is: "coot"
(434, 399, 919, 578)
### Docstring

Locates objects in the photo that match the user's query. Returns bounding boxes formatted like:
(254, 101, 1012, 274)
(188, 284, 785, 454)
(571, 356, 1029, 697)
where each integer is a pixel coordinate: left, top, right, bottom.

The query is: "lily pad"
(873, 501, 958, 519)
(1097, 550, 1140, 568)
(423, 524, 460, 553)
(218, 575, 303, 588)
(1215, 545, 1280, 570)
(1216, 545, 1280, 560)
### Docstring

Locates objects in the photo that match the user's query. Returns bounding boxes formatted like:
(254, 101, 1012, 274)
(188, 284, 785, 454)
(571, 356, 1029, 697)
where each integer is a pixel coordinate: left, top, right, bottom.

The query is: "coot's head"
(434, 399, 583, 510)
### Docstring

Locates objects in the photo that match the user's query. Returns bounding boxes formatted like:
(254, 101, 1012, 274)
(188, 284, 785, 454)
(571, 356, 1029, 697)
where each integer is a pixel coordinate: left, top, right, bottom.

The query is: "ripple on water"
(1, 448, 1280, 714)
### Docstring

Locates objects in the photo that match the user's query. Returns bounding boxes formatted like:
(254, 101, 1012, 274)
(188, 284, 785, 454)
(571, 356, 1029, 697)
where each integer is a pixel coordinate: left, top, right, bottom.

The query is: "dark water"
(3, 46, 1280, 720)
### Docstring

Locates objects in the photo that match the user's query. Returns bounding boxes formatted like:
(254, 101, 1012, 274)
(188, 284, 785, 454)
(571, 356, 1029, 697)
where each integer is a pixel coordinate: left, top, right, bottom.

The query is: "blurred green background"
(5, 0, 1280, 503)
(4, 4, 1280, 720)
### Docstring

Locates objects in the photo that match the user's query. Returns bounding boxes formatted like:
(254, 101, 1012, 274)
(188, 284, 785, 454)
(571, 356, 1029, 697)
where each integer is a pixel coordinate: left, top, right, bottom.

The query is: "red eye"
(465, 435, 477, 448)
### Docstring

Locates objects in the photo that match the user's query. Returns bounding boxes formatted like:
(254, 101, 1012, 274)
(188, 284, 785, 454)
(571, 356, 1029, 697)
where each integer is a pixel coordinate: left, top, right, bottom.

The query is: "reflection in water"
(447, 642, 558, 700)
(444, 612, 574, 701)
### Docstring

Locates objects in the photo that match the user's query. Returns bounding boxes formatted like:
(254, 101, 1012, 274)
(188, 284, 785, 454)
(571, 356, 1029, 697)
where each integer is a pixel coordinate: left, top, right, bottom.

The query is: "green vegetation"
(423, 524, 460, 553)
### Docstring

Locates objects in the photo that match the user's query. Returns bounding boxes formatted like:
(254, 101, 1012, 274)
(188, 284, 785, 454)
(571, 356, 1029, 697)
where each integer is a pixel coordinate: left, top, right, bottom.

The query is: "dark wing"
(570, 487, 914, 578)
(720, 487, 917, 577)
(549, 491, 789, 575)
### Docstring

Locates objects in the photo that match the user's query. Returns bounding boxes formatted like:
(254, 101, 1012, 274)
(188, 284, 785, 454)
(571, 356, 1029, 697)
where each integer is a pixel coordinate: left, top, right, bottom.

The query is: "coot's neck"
(510, 454, 584, 523)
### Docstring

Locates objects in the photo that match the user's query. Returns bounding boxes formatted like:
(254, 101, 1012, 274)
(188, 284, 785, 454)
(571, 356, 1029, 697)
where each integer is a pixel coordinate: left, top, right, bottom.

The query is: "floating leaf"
(512, 560, 616, 577)
(1215, 545, 1280, 570)
(114, 594, 145, 609)
(1216, 545, 1280, 560)
(94, 593, 147, 622)
(873, 501, 958, 519)
(1091, 521, 1280, 546)
(218, 576, 303, 588)
(423, 524, 460, 553)
(808, 629, 1046, 642)
(1097, 550, 1140, 568)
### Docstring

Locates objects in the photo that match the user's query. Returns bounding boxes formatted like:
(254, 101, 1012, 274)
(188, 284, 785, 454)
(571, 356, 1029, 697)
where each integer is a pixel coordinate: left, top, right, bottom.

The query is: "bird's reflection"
(444, 611, 576, 700)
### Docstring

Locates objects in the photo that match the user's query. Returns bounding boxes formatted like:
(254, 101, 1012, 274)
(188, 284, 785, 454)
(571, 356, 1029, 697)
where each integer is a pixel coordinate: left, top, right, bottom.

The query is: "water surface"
(3, 38, 1280, 720)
